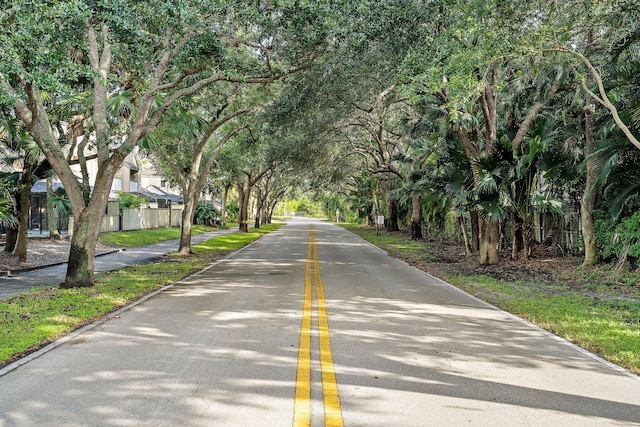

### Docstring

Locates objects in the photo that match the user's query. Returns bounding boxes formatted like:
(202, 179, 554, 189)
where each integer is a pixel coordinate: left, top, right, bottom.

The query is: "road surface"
(0, 219, 639, 426)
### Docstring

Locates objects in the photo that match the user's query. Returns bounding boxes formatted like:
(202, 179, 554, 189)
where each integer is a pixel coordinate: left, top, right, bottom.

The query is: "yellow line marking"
(293, 233, 313, 427)
(293, 225, 344, 427)
(312, 229, 344, 427)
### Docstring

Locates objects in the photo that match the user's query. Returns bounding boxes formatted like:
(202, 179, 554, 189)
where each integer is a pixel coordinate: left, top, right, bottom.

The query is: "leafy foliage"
(194, 201, 220, 225)
(225, 200, 239, 222)
(116, 192, 148, 213)
(596, 210, 640, 268)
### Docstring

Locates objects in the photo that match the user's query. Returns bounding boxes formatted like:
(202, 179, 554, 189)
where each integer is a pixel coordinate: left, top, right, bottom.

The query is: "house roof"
(33, 181, 125, 201)
(122, 158, 139, 171)
(140, 185, 183, 203)
(30, 181, 66, 194)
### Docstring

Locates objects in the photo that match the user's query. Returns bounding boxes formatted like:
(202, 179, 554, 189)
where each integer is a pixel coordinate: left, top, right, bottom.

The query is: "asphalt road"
(0, 218, 639, 426)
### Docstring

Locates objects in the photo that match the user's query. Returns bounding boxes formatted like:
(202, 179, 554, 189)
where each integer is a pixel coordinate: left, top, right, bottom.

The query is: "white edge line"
(0, 231, 270, 378)
(343, 225, 640, 383)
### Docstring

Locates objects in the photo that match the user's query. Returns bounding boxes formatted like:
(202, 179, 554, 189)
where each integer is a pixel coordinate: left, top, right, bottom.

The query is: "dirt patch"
(387, 237, 640, 301)
(0, 238, 118, 272)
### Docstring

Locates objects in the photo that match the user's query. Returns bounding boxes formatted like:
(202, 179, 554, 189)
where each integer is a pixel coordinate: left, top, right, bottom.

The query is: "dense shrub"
(117, 192, 148, 213)
(225, 200, 239, 222)
(194, 201, 220, 225)
(596, 210, 640, 269)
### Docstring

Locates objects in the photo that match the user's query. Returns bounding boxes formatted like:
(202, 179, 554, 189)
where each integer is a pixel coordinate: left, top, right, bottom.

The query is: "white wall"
(95, 206, 184, 233)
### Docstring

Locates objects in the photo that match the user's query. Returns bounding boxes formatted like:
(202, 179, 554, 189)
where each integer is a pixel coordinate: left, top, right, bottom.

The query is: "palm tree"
(0, 113, 47, 262)
(0, 177, 17, 228)
(589, 129, 640, 222)
(504, 121, 566, 261)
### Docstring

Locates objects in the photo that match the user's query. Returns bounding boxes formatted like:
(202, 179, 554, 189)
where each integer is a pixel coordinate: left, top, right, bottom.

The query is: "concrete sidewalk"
(0, 228, 236, 300)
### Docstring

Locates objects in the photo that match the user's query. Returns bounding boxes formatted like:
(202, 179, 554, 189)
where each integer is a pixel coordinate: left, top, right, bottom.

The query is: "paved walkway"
(0, 228, 236, 300)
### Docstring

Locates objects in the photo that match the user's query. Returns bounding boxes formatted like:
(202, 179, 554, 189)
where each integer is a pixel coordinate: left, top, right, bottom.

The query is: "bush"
(596, 210, 640, 269)
(225, 200, 239, 222)
(117, 192, 148, 213)
(194, 201, 220, 225)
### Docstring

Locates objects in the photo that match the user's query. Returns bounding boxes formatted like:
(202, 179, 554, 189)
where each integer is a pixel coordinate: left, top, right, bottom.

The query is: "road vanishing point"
(1, 218, 639, 426)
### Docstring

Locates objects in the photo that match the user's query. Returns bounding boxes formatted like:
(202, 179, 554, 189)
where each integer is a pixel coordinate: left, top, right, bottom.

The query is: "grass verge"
(0, 223, 280, 366)
(98, 224, 238, 247)
(342, 223, 640, 375)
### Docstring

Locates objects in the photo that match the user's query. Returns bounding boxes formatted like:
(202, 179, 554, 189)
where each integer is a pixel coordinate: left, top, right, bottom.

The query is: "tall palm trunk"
(254, 187, 262, 229)
(479, 218, 500, 265)
(15, 161, 32, 263)
(237, 180, 250, 232)
(410, 194, 422, 240)
(581, 30, 600, 267)
(46, 176, 62, 240)
(381, 179, 399, 232)
(511, 213, 523, 260)
(459, 215, 472, 255)
(522, 220, 533, 261)
(221, 186, 229, 225)
(470, 210, 480, 252)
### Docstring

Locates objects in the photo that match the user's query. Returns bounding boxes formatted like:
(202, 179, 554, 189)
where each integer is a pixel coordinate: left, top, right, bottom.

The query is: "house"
(138, 159, 183, 208)
(28, 150, 144, 232)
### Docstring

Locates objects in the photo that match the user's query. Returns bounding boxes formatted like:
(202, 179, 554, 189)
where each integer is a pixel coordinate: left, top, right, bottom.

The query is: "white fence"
(99, 206, 184, 233)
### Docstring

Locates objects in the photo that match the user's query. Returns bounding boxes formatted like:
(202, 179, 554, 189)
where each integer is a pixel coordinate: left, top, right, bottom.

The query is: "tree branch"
(552, 46, 640, 151)
(512, 74, 562, 151)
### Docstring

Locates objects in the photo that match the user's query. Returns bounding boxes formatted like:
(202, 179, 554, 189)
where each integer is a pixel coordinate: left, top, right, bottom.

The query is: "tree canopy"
(3, 0, 640, 282)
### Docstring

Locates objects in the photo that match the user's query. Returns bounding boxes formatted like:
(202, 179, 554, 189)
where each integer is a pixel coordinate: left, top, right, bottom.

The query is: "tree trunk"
(381, 179, 399, 232)
(269, 203, 276, 224)
(553, 215, 566, 250)
(522, 221, 532, 261)
(459, 215, 472, 255)
(580, 192, 598, 265)
(221, 186, 228, 225)
(410, 194, 422, 240)
(5, 226, 18, 254)
(5, 188, 19, 254)
(479, 218, 500, 265)
(14, 162, 32, 263)
(511, 214, 523, 260)
(386, 199, 399, 232)
(46, 176, 62, 240)
(60, 156, 119, 288)
(366, 205, 375, 226)
(178, 199, 196, 255)
(581, 108, 599, 265)
(254, 187, 262, 229)
(581, 29, 600, 267)
(261, 203, 269, 225)
(61, 206, 103, 288)
(237, 180, 250, 233)
(470, 210, 480, 252)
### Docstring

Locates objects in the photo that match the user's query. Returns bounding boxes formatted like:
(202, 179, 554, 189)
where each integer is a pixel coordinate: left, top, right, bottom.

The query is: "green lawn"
(98, 224, 239, 247)
(0, 223, 280, 365)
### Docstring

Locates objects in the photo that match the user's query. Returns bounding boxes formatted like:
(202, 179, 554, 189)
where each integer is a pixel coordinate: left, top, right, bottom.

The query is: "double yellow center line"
(293, 225, 344, 427)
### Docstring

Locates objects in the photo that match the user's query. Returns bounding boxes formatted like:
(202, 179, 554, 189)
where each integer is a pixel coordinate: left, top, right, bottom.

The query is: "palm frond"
(607, 178, 640, 221)
(0, 198, 17, 226)
(531, 192, 565, 215)
(477, 201, 505, 223)
(108, 92, 136, 119)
